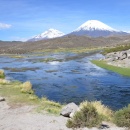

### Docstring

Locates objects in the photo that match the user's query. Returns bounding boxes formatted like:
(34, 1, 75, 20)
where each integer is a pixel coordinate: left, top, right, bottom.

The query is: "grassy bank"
(0, 79, 62, 115)
(1, 70, 130, 128)
(91, 60, 130, 77)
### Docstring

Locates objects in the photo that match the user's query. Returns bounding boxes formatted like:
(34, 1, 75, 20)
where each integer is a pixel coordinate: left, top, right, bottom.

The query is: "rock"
(99, 121, 116, 129)
(109, 57, 118, 62)
(60, 102, 79, 117)
(127, 50, 130, 59)
(118, 51, 127, 60)
(0, 97, 5, 102)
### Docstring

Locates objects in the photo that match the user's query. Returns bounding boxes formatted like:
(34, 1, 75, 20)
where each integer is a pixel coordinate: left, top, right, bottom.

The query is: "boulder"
(60, 102, 79, 117)
(118, 51, 127, 60)
(127, 50, 130, 59)
(0, 97, 5, 102)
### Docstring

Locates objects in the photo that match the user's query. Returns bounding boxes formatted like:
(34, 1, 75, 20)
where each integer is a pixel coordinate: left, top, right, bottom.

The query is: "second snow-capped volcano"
(29, 29, 64, 41)
(70, 20, 128, 37)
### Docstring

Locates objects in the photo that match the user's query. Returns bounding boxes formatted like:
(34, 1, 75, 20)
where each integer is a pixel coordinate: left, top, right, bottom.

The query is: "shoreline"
(91, 60, 130, 77)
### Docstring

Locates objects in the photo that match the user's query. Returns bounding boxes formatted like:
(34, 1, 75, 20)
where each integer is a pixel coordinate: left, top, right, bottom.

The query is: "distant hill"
(1, 35, 130, 54)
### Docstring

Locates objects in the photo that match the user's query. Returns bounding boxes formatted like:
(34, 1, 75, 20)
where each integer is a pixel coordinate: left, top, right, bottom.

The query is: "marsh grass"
(92, 60, 130, 77)
(3, 67, 39, 72)
(39, 58, 56, 62)
(45, 70, 58, 73)
(10, 55, 24, 59)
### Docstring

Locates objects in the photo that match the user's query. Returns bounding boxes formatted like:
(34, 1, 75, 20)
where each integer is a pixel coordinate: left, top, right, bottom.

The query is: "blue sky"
(0, 0, 130, 41)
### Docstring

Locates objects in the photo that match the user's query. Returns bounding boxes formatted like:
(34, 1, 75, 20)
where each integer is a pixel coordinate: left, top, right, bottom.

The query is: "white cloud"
(0, 23, 12, 29)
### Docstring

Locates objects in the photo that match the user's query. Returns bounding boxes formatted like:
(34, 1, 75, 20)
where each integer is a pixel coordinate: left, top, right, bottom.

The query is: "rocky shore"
(105, 49, 130, 68)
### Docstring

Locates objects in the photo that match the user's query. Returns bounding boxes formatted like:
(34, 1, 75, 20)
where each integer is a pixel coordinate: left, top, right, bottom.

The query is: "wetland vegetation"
(91, 60, 130, 77)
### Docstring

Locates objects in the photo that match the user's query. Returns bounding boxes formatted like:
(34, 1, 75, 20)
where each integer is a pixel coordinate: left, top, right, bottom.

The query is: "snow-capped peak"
(29, 28, 65, 41)
(75, 20, 117, 32)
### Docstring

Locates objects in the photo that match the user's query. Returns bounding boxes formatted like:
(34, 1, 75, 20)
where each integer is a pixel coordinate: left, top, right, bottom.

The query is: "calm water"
(0, 52, 130, 110)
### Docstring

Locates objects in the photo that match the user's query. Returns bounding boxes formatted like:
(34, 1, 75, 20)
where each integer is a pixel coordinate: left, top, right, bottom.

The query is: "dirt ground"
(0, 100, 127, 130)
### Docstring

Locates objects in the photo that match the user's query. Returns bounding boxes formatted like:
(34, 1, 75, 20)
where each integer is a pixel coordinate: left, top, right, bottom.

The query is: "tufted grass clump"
(0, 70, 5, 79)
(66, 102, 102, 128)
(114, 104, 130, 128)
(86, 101, 113, 121)
(36, 97, 62, 114)
(21, 81, 34, 94)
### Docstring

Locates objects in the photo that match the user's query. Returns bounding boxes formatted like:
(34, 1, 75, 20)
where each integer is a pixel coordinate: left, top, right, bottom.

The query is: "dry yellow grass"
(80, 101, 113, 121)
(0, 79, 10, 84)
(21, 81, 33, 94)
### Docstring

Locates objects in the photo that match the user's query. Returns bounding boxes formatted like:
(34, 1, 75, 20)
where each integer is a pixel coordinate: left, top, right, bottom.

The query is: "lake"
(0, 52, 130, 110)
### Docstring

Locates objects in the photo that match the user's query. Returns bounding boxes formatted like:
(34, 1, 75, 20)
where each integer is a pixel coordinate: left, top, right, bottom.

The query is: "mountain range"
(28, 20, 129, 41)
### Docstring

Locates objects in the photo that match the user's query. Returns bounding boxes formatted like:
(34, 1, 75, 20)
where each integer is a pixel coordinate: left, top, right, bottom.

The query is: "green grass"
(10, 55, 25, 59)
(91, 60, 130, 77)
(102, 43, 130, 54)
(0, 80, 62, 115)
(35, 47, 102, 54)
(0, 70, 5, 79)
(114, 104, 130, 128)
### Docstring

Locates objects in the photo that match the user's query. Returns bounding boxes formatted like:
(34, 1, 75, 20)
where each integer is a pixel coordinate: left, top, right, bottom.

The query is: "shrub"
(66, 102, 102, 128)
(21, 81, 33, 94)
(114, 104, 130, 128)
(0, 70, 5, 79)
(83, 101, 113, 121)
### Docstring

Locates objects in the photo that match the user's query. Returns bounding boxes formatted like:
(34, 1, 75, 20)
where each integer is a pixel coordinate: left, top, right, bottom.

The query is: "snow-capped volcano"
(75, 20, 117, 31)
(29, 29, 64, 41)
(70, 20, 128, 37)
